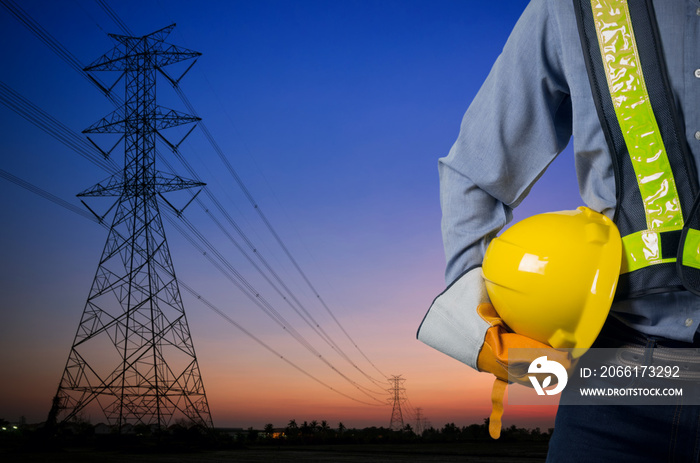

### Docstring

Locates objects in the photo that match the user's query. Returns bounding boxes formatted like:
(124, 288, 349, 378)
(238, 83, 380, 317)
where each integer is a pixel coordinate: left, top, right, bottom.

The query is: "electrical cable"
(0, 80, 386, 401)
(171, 78, 389, 383)
(157, 142, 388, 389)
(0, 81, 119, 174)
(9, 0, 387, 386)
(0, 171, 383, 407)
(5, 0, 392, 402)
(167, 212, 387, 403)
(0, 168, 98, 222)
(1, 0, 119, 105)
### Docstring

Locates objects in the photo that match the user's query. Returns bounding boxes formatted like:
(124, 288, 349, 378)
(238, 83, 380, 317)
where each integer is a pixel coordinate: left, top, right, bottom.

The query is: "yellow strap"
(489, 378, 507, 439)
(591, 0, 683, 233)
(683, 229, 700, 270)
(620, 230, 676, 273)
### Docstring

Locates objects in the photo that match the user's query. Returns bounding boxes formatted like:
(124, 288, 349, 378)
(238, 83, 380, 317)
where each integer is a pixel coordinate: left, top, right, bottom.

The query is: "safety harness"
(574, 0, 700, 300)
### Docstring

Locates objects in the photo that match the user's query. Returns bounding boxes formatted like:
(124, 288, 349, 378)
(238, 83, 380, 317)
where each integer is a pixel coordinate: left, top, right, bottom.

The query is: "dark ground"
(2, 442, 549, 462)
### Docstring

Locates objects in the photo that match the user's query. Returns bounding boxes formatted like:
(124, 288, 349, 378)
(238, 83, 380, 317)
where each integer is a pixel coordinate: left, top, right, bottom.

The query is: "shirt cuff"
(417, 267, 491, 369)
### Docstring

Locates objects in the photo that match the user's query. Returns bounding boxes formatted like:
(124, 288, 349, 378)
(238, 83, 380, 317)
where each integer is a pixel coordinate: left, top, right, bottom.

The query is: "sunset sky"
(0, 0, 581, 431)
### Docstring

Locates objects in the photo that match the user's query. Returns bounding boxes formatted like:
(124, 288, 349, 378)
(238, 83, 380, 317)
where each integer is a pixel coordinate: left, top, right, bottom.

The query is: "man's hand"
(476, 302, 573, 439)
(477, 302, 573, 384)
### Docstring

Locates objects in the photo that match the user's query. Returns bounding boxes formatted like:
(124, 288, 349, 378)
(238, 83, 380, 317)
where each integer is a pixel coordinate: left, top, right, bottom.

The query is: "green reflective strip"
(683, 229, 700, 270)
(620, 230, 675, 274)
(591, 0, 683, 232)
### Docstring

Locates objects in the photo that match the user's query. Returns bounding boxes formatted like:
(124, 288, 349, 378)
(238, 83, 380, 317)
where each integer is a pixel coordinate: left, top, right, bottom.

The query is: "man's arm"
(418, 0, 573, 369)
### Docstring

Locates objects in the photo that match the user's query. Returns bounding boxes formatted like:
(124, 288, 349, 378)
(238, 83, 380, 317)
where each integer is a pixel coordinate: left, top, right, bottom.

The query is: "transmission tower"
(414, 407, 425, 435)
(388, 375, 406, 431)
(47, 24, 213, 431)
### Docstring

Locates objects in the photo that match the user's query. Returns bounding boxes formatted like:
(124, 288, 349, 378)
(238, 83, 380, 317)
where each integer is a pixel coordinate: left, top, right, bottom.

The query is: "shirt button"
(695, 131, 700, 141)
(685, 318, 693, 327)
(697, 7, 700, 15)
(695, 69, 700, 78)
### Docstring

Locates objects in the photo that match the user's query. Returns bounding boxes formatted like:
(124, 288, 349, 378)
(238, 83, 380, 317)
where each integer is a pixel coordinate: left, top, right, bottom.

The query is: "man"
(417, 1, 700, 461)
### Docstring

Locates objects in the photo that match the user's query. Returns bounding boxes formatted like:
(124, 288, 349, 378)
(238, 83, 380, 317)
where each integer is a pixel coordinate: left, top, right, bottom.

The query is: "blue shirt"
(440, 0, 700, 342)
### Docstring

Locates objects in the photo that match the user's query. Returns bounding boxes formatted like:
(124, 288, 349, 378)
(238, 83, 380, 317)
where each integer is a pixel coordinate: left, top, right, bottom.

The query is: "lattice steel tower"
(47, 25, 213, 430)
(388, 375, 405, 431)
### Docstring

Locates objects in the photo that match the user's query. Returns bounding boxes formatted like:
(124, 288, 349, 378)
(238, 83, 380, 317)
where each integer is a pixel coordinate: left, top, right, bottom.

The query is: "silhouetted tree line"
(258, 417, 551, 445)
(419, 419, 552, 443)
(0, 416, 551, 456)
(0, 418, 235, 455)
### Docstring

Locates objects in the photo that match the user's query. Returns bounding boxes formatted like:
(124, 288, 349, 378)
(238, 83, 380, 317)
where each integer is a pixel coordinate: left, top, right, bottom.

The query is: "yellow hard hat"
(482, 207, 621, 355)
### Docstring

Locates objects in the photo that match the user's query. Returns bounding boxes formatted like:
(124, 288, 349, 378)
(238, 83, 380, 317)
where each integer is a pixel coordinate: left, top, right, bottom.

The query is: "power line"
(169, 55, 388, 383)
(167, 213, 387, 403)
(157, 139, 387, 388)
(94, 0, 132, 36)
(6, 0, 389, 403)
(1, 0, 120, 104)
(0, 170, 384, 407)
(0, 168, 98, 222)
(178, 280, 384, 407)
(89, 0, 387, 386)
(120, 0, 387, 383)
(0, 81, 119, 174)
(1, 78, 387, 403)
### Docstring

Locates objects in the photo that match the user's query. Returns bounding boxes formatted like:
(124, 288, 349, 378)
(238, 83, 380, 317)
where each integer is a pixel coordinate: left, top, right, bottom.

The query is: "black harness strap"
(572, 0, 697, 299)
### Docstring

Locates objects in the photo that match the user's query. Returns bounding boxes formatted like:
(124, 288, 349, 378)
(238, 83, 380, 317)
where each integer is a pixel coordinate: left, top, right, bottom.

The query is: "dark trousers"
(546, 317, 700, 462)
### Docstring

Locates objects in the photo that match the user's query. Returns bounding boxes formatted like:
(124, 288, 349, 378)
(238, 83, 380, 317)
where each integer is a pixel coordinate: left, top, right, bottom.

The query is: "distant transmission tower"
(388, 375, 405, 431)
(47, 25, 213, 431)
(414, 407, 425, 435)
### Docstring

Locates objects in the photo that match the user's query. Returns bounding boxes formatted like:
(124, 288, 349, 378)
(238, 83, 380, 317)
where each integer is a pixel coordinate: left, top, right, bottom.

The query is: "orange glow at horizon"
(1, 0, 573, 435)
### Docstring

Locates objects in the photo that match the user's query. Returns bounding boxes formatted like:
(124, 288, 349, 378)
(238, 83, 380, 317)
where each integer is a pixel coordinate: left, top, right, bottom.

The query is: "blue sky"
(0, 0, 581, 429)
